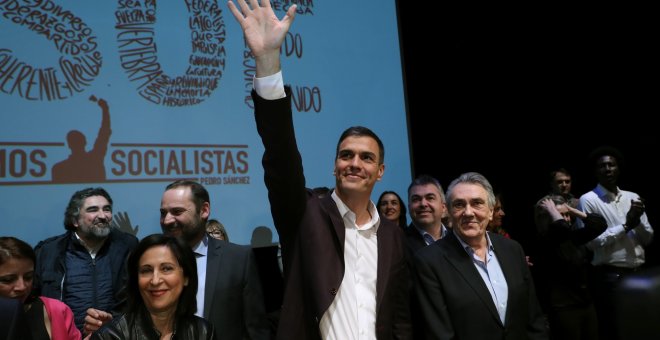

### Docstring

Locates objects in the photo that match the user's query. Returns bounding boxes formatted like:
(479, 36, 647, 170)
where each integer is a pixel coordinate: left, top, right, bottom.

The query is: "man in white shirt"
(227, 1, 412, 338)
(579, 146, 653, 340)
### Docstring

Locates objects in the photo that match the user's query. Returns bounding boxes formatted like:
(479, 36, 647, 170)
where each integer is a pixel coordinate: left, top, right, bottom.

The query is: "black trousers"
(590, 265, 641, 340)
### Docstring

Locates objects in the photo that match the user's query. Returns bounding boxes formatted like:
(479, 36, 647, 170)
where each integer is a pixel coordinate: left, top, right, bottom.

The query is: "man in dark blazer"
(414, 172, 547, 340)
(405, 174, 448, 254)
(85, 180, 270, 339)
(159, 180, 270, 340)
(228, 2, 412, 339)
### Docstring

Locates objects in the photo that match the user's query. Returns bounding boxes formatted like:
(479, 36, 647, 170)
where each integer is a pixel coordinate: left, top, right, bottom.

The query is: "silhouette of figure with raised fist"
(52, 95, 111, 183)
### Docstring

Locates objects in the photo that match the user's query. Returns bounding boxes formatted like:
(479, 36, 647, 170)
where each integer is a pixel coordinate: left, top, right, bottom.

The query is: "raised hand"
(111, 211, 139, 236)
(227, 0, 297, 77)
(563, 203, 587, 220)
(90, 95, 109, 110)
(97, 98, 109, 111)
(538, 198, 564, 222)
(625, 198, 645, 230)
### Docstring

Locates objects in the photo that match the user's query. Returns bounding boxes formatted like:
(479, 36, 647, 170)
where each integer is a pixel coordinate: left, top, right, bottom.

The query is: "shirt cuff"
(619, 224, 629, 233)
(254, 71, 286, 100)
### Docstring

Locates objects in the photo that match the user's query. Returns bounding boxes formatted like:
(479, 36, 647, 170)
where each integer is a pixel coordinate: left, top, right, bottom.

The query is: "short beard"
(81, 222, 111, 240)
(181, 223, 205, 245)
(164, 221, 205, 247)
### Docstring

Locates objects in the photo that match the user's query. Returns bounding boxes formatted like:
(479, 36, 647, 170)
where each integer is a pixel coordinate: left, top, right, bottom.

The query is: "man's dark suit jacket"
(404, 224, 428, 255)
(253, 88, 412, 340)
(414, 231, 547, 340)
(204, 236, 270, 340)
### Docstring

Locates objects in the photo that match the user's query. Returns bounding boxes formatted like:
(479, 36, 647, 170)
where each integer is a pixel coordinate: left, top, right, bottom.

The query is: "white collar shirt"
(319, 191, 379, 340)
(580, 184, 653, 267)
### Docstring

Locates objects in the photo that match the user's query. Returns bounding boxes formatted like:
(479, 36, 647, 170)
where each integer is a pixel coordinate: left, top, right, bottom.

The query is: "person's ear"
(200, 202, 210, 220)
(376, 164, 385, 181)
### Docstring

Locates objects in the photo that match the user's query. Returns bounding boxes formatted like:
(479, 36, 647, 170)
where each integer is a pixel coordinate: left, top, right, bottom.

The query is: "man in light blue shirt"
(405, 175, 448, 253)
(413, 172, 547, 339)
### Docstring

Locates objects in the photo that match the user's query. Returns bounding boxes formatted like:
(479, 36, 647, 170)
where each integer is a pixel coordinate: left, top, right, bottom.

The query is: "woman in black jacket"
(92, 234, 215, 340)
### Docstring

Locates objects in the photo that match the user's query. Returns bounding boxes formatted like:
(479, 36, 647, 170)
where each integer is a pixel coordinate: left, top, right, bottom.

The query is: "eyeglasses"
(208, 230, 225, 238)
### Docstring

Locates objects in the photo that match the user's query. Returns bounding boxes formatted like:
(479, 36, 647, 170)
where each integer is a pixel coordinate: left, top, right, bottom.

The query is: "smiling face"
(160, 187, 209, 246)
(138, 245, 188, 316)
(333, 135, 384, 200)
(378, 193, 402, 223)
(408, 183, 446, 230)
(75, 195, 112, 240)
(448, 183, 493, 244)
(0, 258, 34, 303)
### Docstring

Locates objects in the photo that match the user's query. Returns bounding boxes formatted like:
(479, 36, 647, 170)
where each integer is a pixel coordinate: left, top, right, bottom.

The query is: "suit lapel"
(405, 223, 427, 250)
(444, 233, 503, 325)
(490, 235, 516, 282)
(320, 194, 346, 253)
(376, 222, 392, 307)
(489, 235, 519, 324)
(204, 237, 223, 318)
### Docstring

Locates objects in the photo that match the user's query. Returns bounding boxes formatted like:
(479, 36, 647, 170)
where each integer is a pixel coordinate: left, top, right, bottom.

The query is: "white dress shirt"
(579, 184, 653, 268)
(318, 191, 379, 340)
